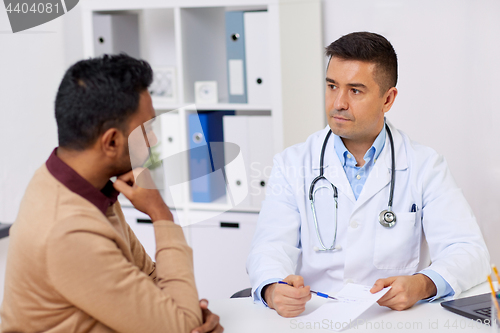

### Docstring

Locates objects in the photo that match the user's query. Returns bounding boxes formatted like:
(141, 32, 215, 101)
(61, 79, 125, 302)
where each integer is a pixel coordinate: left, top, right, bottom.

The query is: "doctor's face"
(325, 57, 397, 145)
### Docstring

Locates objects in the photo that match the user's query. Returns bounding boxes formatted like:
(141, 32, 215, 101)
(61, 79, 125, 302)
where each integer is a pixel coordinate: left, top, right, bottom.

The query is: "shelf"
(188, 202, 261, 213)
(118, 195, 184, 211)
(82, 0, 323, 220)
(82, 0, 275, 11)
(120, 190, 261, 213)
(153, 101, 271, 111)
(186, 194, 261, 213)
(197, 103, 272, 110)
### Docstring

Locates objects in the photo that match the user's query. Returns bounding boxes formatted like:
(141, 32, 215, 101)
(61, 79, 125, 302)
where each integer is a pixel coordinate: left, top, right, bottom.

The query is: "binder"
(225, 11, 247, 103)
(248, 117, 274, 208)
(188, 112, 227, 203)
(223, 116, 251, 207)
(222, 116, 274, 209)
(159, 113, 184, 207)
(92, 13, 140, 58)
(93, 14, 112, 56)
(244, 11, 270, 105)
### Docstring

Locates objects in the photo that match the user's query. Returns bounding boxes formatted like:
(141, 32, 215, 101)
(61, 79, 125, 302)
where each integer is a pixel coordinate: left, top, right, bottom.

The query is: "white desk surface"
(209, 282, 495, 333)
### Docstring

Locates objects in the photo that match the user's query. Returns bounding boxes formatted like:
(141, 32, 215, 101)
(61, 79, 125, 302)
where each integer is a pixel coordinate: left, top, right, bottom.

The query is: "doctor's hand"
(370, 274, 437, 311)
(263, 275, 311, 318)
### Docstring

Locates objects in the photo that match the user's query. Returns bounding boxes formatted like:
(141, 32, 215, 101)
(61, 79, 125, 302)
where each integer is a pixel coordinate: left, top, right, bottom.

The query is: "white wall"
(322, 0, 500, 263)
(0, 6, 67, 305)
(279, 0, 325, 148)
(0, 12, 69, 223)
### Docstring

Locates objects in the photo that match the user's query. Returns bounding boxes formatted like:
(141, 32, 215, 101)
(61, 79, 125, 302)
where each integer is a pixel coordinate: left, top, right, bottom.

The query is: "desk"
(209, 283, 493, 332)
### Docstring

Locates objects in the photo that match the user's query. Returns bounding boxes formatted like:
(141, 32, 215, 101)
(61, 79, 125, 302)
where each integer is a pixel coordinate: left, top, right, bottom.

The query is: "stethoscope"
(310, 123, 397, 252)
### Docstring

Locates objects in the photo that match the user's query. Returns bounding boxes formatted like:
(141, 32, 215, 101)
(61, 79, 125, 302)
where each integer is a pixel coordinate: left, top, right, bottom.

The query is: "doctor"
(246, 32, 490, 317)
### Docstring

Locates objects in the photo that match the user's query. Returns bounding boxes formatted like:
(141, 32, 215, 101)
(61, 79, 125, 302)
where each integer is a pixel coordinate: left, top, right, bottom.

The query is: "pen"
(487, 275, 500, 321)
(278, 281, 337, 300)
(410, 204, 417, 212)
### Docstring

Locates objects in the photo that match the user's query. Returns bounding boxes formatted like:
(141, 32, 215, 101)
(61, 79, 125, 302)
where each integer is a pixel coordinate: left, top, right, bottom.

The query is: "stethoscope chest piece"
(379, 210, 397, 228)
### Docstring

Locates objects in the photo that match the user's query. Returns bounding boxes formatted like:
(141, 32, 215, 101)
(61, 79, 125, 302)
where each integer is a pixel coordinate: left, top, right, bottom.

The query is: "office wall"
(0, 14, 65, 222)
(322, 0, 500, 263)
(0, 7, 67, 305)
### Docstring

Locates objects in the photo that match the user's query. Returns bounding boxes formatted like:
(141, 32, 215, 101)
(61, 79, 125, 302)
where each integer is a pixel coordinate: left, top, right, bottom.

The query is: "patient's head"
(54, 54, 155, 175)
(55, 54, 153, 151)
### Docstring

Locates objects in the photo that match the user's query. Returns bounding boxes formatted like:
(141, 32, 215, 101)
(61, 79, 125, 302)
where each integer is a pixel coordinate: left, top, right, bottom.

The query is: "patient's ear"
(100, 128, 125, 158)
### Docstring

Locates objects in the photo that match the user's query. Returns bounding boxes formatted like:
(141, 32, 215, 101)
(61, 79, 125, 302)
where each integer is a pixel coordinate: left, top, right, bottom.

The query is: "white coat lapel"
(354, 122, 408, 210)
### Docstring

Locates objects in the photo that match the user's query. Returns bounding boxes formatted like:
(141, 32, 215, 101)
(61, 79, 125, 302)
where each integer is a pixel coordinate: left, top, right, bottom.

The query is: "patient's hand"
(191, 299, 223, 333)
(264, 275, 311, 318)
(113, 168, 173, 222)
(370, 274, 437, 311)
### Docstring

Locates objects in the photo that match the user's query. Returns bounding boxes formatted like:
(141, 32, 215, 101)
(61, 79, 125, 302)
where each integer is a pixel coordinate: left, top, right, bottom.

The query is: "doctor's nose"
(333, 90, 349, 111)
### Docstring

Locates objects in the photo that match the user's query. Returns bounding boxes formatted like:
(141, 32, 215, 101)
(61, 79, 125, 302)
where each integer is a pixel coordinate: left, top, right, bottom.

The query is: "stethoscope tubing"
(310, 123, 396, 252)
(386, 123, 396, 210)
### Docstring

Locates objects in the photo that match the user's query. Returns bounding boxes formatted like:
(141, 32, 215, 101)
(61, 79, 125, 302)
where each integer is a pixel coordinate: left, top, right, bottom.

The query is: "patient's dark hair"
(55, 53, 153, 150)
(325, 32, 398, 95)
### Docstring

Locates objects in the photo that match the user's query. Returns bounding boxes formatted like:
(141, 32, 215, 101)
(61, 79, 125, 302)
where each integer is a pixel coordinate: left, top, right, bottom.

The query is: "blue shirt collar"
(333, 124, 386, 167)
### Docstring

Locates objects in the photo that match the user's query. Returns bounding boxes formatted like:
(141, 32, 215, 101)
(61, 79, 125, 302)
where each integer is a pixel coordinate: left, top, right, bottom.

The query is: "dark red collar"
(46, 148, 119, 215)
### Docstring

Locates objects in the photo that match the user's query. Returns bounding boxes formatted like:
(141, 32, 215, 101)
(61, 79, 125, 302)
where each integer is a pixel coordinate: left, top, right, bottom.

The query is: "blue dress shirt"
(333, 126, 386, 200)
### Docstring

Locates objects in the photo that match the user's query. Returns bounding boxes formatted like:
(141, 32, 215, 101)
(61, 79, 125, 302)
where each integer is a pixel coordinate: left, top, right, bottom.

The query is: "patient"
(1, 54, 222, 333)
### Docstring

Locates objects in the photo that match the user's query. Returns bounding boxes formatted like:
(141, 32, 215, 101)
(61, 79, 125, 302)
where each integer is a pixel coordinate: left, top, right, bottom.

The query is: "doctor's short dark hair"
(55, 53, 153, 150)
(325, 32, 398, 95)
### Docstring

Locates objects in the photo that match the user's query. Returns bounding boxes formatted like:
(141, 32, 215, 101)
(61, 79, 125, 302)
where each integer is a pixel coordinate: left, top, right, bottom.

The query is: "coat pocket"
(373, 212, 420, 270)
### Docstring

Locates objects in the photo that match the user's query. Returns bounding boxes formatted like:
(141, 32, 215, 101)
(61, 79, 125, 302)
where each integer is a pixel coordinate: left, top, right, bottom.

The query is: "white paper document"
(298, 284, 391, 331)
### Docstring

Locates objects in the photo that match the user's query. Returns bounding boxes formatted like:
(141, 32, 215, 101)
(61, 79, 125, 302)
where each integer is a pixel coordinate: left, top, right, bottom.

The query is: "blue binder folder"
(225, 11, 247, 103)
(188, 112, 227, 202)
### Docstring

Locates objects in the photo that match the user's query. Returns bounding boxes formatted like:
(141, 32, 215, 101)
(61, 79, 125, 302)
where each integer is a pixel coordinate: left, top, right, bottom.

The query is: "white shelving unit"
(81, 0, 323, 300)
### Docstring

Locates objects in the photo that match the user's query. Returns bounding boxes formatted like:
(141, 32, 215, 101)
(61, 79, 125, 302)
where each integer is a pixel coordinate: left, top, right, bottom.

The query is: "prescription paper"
(298, 284, 391, 331)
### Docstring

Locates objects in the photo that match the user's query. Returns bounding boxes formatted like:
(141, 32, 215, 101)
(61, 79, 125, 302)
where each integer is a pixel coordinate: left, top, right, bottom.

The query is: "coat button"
(350, 220, 358, 228)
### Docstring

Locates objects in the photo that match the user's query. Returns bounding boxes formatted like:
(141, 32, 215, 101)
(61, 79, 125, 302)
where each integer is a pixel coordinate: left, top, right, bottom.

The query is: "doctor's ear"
(382, 87, 398, 113)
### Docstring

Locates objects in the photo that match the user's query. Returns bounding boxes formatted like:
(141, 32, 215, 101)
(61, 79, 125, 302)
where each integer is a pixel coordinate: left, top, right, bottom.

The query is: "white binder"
(92, 14, 113, 56)
(92, 13, 140, 58)
(223, 116, 274, 209)
(248, 116, 274, 208)
(244, 11, 270, 105)
(159, 113, 185, 208)
(223, 116, 251, 207)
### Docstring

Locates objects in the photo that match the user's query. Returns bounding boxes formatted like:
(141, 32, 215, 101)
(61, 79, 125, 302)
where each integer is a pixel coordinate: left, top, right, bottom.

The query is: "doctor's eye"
(327, 84, 337, 90)
(351, 88, 361, 94)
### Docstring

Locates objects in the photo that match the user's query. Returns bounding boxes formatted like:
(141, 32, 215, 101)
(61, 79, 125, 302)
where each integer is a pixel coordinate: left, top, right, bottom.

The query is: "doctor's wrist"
(415, 273, 437, 300)
(262, 283, 277, 309)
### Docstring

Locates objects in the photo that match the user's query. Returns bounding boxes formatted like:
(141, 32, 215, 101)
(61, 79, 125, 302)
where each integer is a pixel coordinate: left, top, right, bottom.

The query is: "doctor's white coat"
(246, 122, 490, 300)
